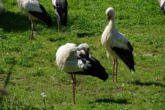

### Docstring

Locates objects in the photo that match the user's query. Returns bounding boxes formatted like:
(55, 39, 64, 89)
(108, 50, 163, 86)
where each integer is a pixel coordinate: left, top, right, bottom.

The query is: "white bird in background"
(158, 0, 165, 15)
(17, 0, 52, 40)
(56, 43, 108, 104)
(0, 2, 3, 14)
(101, 7, 135, 83)
(52, 0, 68, 32)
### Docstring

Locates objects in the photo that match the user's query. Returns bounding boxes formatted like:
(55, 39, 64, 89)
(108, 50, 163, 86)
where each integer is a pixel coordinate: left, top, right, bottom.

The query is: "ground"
(0, 0, 165, 109)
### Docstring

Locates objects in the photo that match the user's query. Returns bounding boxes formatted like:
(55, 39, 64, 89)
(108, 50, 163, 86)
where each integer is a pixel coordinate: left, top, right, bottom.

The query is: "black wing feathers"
(112, 47, 135, 71)
(72, 56, 108, 81)
(127, 42, 133, 51)
(29, 4, 52, 26)
(54, 0, 68, 26)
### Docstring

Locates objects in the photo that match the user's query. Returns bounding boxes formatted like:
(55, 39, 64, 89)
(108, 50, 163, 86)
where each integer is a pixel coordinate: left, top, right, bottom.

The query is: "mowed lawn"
(0, 0, 165, 109)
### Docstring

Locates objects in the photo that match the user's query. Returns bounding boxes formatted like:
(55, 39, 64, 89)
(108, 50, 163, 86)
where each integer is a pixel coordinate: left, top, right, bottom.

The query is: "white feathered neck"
(101, 19, 116, 46)
(158, 0, 165, 7)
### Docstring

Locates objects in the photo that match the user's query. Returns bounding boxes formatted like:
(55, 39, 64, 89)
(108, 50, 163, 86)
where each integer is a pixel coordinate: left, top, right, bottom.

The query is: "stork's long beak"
(107, 16, 111, 21)
(85, 50, 89, 58)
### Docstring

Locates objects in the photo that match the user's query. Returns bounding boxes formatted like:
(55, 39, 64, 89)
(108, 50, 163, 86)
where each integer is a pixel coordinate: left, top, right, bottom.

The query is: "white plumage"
(18, 0, 41, 12)
(101, 7, 135, 83)
(158, 0, 165, 15)
(56, 43, 108, 104)
(52, 0, 57, 7)
(159, 0, 165, 7)
(56, 43, 95, 73)
(17, 0, 52, 40)
(56, 43, 83, 72)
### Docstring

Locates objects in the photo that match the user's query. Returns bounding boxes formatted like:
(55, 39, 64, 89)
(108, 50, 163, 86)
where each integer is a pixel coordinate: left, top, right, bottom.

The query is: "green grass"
(0, 0, 165, 109)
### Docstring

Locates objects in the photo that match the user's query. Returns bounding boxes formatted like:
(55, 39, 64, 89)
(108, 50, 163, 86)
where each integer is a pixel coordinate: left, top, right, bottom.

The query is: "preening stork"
(52, 0, 68, 32)
(17, 0, 52, 40)
(158, 0, 165, 15)
(101, 7, 135, 83)
(56, 43, 108, 104)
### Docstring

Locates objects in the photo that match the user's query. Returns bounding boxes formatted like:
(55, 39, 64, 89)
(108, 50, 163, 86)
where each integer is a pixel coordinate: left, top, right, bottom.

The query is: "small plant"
(41, 92, 47, 108)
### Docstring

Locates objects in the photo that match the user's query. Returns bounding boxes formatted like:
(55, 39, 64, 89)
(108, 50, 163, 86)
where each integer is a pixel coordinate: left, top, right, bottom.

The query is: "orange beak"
(85, 50, 89, 58)
(108, 16, 111, 21)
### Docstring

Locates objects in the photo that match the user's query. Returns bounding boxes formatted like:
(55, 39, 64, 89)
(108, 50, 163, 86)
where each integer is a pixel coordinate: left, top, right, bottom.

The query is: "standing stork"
(56, 43, 108, 104)
(101, 7, 135, 83)
(52, 0, 68, 32)
(17, 0, 52, 40)
(158, 0, 165, 15)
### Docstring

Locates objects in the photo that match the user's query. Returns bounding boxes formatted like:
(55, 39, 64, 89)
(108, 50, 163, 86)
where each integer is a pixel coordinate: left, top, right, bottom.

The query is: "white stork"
(17, 0, 52, 40)
(0, 2, 3, 14)
(101, 7, 135, 83)
(158, 0, 165, 15)
(52, 0, 68, 32)
(56, 43, 108, 104)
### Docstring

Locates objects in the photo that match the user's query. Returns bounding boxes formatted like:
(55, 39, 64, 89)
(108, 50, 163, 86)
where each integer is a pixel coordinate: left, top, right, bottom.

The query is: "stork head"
(105, 7, 115, 21)
(78, 43, 89, 51)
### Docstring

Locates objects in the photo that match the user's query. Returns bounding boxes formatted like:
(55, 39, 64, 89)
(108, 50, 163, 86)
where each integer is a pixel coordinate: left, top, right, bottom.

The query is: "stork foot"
(33, 31, 38, 35)
(30, 36, 36, 40)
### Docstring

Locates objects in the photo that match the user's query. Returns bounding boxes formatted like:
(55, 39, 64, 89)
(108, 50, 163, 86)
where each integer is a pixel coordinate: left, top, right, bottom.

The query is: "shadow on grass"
(89, 98, 130, 104)
(0, 11, 30, 32)
(77, 32, 94, 38)
(0, 96, 42, 109)
(131, 80, 165, 88)
(0, 35, 7, 39)
(48, 37, 65, 42)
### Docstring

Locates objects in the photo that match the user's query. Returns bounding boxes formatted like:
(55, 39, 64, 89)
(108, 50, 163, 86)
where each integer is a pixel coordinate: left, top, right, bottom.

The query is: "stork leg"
(30, 19, 34, 40)
(71, 74, 76, 104)
(115, 58, 118, 83)
(57, 21, 60, 32)
(112, 58, 115, 83)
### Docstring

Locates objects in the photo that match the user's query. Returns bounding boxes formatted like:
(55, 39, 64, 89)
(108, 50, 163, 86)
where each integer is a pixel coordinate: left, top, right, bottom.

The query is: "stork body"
(52, 0, 68, 32)
(56, 43, 108, 104)
(158, 0, 165, 15)
(101, 7, 135, 83)
(17, 0, 52, 40)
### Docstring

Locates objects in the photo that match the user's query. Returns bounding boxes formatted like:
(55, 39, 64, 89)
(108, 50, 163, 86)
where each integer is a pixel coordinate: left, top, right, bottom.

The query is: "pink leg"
(58, 21, 60, 32)
(115, 58, 118, 83)
(112, 58, 115, 83)
(30, 20, 34, 40)
(71, 74, 76, 104)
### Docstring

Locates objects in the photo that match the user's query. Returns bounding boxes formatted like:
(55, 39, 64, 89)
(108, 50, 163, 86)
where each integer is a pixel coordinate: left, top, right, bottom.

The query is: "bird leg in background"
(71, 74, 76, 104)
(115, 58, 118, 83)
(57, 20, 60, 32)
(30, 20, 34, 40)
(0, 64, 14, 96)
(112, 58, 115, 83)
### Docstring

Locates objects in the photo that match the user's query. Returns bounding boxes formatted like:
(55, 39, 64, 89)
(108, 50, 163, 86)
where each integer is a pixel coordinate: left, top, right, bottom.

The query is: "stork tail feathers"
(29, 4, 52, 26)
(70, 57, 109, 81)
(112, 47, 135, 71)
(53, 6, 67, 26)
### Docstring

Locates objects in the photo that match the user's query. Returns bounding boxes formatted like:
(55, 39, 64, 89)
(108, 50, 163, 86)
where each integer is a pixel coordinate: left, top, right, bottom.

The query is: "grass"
(0, 0, 165, 109)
